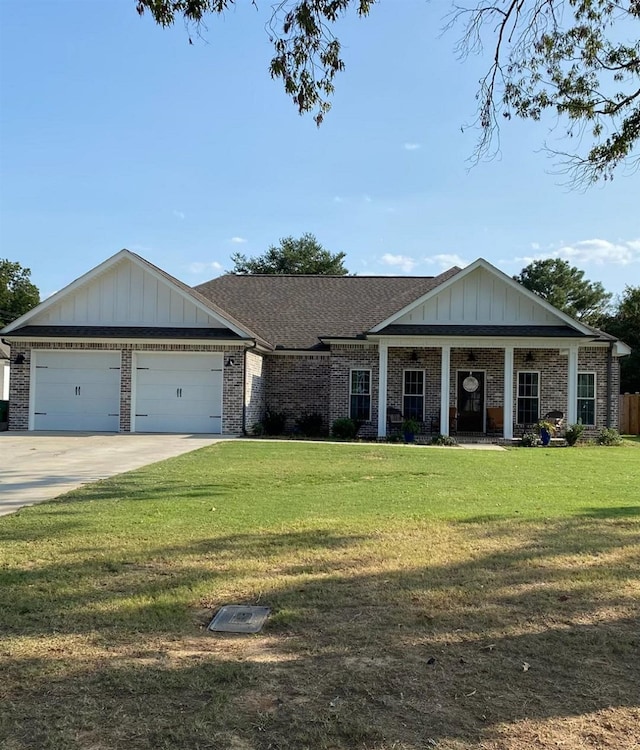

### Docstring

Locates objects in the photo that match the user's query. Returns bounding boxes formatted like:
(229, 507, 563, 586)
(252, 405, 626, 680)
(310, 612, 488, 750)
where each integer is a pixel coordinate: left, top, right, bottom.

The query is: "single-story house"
(0, 249, 630, 438)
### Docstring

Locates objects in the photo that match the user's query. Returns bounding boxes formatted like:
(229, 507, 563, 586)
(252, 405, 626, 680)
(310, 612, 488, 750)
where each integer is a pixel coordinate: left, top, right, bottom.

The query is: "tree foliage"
(514, 258, 611, 323)
(135, 0, 640, 183)
(598, 285, 640, 392)
(452, 0, 640, 183)
(230, 233, 349, 274)
(0, 260, 40, 327)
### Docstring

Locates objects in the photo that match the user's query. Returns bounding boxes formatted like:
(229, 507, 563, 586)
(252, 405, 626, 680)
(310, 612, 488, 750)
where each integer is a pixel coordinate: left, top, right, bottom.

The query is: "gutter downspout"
(242, 340, 259, 435)
(606, 341, 614, 428)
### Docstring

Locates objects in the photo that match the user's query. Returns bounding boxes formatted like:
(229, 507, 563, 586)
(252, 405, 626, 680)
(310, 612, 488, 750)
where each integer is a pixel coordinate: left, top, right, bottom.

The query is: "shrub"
(564, 423, 585, 446)
(520, 432, 538, 447)
(262, 408, 287, 436)
(597, 427, 623, 446)
(331, 417, 357, 440)
(431, 433, 457, 446)
(250, 422, 264, 436)
(295, 412, 327, 438)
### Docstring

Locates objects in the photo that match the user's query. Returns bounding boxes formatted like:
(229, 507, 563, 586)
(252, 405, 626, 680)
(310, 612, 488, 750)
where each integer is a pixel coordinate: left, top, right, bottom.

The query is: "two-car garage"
(31, 351, 223, 433)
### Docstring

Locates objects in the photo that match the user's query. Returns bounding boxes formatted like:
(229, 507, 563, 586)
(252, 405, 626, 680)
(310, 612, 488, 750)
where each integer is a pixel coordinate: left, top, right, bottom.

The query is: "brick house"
(0, 249, 630, 439)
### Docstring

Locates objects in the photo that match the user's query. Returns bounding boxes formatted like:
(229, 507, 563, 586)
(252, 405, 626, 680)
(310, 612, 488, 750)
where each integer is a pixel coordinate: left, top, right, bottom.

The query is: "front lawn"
(1, 441, 639, 750)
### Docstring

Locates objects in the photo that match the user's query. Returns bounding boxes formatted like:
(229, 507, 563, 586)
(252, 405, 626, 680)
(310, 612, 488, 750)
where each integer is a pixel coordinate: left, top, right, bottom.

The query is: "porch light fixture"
(525, 351, 535, 363)
(466, 351, 477, 363)
(14, 353, 25, 365)
(224, 357, 235, 367)
(410, 350, 419, 362)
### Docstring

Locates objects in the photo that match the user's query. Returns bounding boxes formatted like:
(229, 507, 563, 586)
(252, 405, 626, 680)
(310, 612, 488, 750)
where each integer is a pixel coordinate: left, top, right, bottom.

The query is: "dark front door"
(457, 371, 485, 432)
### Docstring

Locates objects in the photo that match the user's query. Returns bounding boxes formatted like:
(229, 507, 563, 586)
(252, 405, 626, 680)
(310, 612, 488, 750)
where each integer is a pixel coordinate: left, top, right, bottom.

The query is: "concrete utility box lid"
(208, 605, 271, 634)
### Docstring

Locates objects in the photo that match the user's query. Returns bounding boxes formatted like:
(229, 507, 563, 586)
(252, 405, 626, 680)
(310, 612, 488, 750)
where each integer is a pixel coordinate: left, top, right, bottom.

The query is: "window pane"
(351, 370, 370, 396)
(403, 395, 424, 420)
(350, 395, 370, 421)
(517, 398, 539, 424)
(577, 373, 595, 399)
(577, 399, 595, 425)
(517, 373, 539, 424)
(404, 371, 424, 395)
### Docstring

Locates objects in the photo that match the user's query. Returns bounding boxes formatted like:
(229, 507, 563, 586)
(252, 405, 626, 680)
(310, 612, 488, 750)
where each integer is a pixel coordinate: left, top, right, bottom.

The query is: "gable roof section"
(0, 341, 9, 360)
(1, 250, 266, 345)
(369, 258, 598, 336)
(194, 267, 461, 349)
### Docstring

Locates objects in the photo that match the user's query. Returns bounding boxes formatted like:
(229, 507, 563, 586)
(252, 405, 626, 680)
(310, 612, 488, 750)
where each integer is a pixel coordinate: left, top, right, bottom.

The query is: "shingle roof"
(376, 324, 590, 338)
(4, 326, 243, 340)
(194, 268, 462, 349)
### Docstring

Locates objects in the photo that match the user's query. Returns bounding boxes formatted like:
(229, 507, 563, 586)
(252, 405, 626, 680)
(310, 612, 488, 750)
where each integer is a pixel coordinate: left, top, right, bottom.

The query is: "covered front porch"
(375, 339, 582, 440)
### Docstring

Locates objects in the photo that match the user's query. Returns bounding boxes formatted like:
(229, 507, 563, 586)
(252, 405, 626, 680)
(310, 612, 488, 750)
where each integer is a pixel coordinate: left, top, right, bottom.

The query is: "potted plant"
(535, 419, 556, 446)
(402, 417, 420, 443)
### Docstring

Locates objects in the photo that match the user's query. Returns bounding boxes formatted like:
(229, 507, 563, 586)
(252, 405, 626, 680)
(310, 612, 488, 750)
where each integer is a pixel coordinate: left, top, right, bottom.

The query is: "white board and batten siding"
(31, 257, 225, 328)
(132, 353, 223, 434)
(395, 267, 563, 326)
(32, 351, 121, 431)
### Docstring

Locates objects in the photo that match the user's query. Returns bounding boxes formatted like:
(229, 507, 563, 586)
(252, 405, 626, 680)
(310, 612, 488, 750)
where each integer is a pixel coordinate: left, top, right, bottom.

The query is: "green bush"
(431, 434, 457, 446)
(250, 422, 265, 436)
(295, 412, 327, 438)
(520, 432, 538, 447)
(262, 409, 287, 436)
(596, 427, 623, 446)
(564, 423, 585, 446)
(331, 417, 357, 440)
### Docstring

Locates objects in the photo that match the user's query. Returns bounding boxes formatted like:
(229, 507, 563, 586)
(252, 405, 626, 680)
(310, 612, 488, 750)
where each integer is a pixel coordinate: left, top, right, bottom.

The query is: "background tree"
(230, 233, 349, 274)
(514, 259, 611, 324)
(597, 285, 640, 393)
(0, 260, 40, 327)
(135, 0, 640, 182)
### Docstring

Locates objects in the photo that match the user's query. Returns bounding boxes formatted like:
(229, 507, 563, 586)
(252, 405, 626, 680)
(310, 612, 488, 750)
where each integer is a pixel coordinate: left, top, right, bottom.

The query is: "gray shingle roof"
(194, 268, 462, 349)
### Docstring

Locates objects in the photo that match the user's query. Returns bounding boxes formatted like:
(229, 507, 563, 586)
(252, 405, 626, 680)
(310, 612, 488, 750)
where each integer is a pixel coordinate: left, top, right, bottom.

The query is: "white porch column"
(440, 345, 451, 435)
(377, 341, 389, 438)
(567, 345, 578, 424)
(503, 346, 514, 440)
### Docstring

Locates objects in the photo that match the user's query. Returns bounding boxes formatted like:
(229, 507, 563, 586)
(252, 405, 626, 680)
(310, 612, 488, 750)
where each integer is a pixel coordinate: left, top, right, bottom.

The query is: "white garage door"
(133, 353, 223, 434)
(33, 351, 121, 431)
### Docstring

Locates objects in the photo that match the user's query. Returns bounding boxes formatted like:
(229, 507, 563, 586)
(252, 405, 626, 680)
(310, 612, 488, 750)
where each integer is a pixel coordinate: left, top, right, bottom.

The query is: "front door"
(457, 370, 485, 432)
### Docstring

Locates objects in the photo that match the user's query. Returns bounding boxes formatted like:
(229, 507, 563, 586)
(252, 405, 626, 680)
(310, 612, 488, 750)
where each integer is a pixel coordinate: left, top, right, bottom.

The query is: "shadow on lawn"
(1, 519, 639, 750)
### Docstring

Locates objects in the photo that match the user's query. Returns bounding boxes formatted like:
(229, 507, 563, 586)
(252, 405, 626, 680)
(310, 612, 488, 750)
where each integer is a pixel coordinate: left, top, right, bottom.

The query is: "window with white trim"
(350, 369, 371, 421)
(577, 372, 596, 425)
(517, 371, 539, 424)
(403, 370, 425, 421)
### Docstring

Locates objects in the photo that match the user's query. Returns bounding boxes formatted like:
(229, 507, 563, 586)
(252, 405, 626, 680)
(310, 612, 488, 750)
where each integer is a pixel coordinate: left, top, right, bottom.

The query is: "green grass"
(1, 441, 639, 750)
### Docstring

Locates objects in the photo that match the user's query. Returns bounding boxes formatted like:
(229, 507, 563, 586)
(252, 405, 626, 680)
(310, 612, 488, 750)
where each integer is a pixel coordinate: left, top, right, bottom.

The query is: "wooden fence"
(619, 393, 640, 435)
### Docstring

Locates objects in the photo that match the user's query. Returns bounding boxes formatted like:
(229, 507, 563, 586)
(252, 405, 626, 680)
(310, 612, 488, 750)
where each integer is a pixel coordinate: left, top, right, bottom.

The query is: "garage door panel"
(134, 353, 223, 434)
(33, 352, 121, 432)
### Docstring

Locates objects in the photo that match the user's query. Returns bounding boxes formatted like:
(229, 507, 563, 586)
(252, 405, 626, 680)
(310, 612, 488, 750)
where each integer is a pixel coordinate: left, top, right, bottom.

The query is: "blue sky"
(1, 0, 638, 301)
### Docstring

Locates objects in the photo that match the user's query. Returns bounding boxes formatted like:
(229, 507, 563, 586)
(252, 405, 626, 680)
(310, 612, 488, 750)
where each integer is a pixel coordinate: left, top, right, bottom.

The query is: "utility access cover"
(208, 605, 271, 634)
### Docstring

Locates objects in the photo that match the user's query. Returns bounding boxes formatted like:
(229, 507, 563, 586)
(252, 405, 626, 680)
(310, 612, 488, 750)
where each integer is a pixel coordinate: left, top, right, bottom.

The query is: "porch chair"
(386, 407, 403, 435)
(486, 407, 504, 433)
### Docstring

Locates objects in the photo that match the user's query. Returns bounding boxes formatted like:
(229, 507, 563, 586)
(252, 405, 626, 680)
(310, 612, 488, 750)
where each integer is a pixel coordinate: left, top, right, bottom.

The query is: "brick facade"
(7, 339, 621, 437)
(8, 341, 245, 434)
(264, 354, 331, 433)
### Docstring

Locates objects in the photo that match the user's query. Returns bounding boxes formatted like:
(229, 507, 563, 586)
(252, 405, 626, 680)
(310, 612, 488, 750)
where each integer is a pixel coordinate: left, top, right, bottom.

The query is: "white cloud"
(380, 253, 417, 273)
(230, 236, 247, 244)
(173, 210, 185, 220)
(515, 238, 640, 267)
(403, 143, 421, 151)
(187, 261, 223, 275)
(424, 253, 470, 270)
(530, 242, 540, 251)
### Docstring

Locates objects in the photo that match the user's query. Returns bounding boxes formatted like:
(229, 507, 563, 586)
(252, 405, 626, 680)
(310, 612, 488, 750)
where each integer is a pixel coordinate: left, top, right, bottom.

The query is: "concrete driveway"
(0, 432, 228, 516)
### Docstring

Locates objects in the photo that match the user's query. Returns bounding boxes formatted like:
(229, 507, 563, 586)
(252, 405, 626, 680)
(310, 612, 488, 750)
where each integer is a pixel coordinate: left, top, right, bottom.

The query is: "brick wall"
(264, 354, 330, 432)
(244, 350, 265, 432)
(387, 347, 442, 423)
(578, 346, 619, 433)
(8, 341, 245, 434)
(329, 345, 379, 430)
